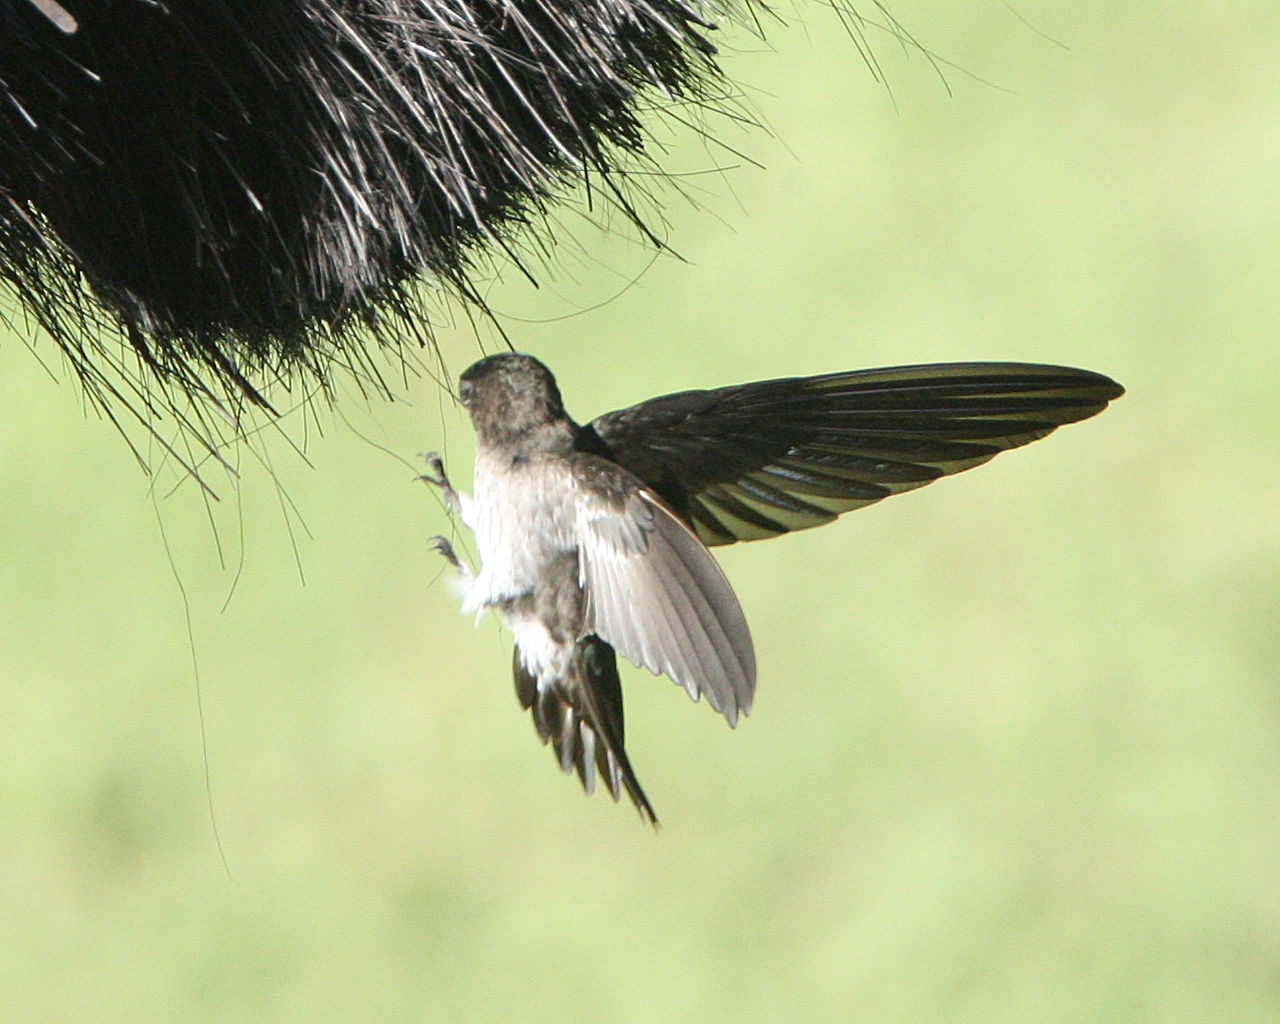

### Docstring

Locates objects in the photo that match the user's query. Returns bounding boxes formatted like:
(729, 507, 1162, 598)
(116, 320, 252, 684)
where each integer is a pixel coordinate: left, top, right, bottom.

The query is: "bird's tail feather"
(514, 637, 658, 825)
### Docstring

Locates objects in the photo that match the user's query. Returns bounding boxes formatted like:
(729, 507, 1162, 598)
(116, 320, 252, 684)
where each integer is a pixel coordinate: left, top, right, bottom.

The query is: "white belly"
(459, 454, 577, 615)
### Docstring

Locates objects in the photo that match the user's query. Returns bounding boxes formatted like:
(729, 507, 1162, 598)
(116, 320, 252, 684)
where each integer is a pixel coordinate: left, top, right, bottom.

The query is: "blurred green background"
(2, 2, 1279, 1021)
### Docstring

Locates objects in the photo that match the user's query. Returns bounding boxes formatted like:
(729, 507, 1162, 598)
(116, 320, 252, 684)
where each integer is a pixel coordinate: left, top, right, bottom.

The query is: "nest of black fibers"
(0, 0, 902, 481)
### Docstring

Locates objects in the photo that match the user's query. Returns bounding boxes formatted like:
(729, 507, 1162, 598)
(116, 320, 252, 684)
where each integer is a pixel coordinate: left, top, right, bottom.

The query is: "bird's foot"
(427, 534, 463, 571)
(417, 451, 460, 515)
(416, 450, 448, 487)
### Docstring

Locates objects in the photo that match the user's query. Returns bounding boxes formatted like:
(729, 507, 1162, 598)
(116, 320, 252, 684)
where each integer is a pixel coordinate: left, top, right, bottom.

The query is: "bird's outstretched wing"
(571, 455, 756, 726)
(584, 362, 1125, 546)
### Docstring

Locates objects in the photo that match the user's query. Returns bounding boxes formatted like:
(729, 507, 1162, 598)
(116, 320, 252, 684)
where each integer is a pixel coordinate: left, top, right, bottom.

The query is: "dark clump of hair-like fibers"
(0, 0, 898, 476)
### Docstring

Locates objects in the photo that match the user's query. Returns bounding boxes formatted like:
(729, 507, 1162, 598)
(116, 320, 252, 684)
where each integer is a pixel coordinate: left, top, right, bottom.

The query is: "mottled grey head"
(459, 353, 573, 452)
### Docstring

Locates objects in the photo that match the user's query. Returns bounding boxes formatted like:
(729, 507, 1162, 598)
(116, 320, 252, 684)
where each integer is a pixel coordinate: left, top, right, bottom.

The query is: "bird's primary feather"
(584, 362, 1125, 545)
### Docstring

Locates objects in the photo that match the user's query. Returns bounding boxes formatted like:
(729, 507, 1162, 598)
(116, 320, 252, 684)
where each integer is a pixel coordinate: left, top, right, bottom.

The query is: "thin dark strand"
(334, 403, 424, 475)
(496, 248, 664, 325)
(257, 437, 313, 588)
(1001, 3, 1071, 51)
(150, 491, 236, 884)
(219, 446, 251, 618)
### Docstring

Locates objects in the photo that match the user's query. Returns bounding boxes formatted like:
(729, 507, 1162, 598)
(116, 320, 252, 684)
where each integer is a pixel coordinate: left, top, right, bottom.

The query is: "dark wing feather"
(572, 455, 756, 726)
(585, 363, 1124, 546)
(515, 639, 657, 825)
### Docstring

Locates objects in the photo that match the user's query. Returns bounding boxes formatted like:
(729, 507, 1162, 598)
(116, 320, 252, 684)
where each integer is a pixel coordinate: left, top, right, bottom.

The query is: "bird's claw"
(416, 450, 448, 488)
(428, 534, 462, 569)
(417, 450, 462, 516)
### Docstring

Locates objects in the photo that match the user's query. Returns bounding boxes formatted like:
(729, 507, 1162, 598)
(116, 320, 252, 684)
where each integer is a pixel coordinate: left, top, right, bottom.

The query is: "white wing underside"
(576, 485, 756, 725)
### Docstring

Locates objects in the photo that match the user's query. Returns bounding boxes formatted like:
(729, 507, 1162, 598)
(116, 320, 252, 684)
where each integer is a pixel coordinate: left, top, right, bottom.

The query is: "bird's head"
(458, 353, 572, 452)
